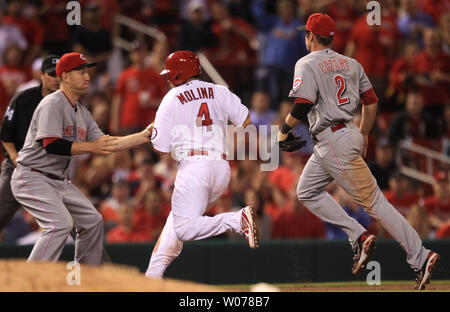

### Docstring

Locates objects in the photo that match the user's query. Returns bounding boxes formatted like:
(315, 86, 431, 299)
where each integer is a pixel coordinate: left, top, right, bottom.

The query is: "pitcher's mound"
(0, 259, 224, 292)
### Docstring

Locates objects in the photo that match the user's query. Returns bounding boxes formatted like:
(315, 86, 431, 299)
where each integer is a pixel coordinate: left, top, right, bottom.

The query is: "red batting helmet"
(160, 51, 201, 86)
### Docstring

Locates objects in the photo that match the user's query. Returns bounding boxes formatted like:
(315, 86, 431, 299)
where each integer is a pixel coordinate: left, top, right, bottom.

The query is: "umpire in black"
(0, 55, 60, 231)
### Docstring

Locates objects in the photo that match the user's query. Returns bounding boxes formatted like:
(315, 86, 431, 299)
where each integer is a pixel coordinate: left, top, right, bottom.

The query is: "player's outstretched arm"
(71, 135, 119, 155)
(108, 124, 152, 152)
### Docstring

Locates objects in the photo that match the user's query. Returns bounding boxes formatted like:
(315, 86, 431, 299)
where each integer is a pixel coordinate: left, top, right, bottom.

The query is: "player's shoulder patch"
(293, 77, 303, 89)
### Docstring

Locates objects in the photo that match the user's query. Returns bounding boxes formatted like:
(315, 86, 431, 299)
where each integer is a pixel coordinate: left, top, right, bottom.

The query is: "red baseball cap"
(56, 52, 97, 77)
(297, 13, 336, 37)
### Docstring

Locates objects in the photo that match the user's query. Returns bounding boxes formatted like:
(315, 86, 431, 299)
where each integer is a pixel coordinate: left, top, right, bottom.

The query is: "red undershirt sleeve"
(360, 88, 378, 105)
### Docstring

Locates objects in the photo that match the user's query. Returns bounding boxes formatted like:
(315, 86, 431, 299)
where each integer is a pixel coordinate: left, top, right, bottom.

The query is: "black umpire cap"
(41, 55, 60, 74)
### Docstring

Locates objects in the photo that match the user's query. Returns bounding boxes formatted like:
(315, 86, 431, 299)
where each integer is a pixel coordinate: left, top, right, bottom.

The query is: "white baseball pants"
(145, 158, 242, 278)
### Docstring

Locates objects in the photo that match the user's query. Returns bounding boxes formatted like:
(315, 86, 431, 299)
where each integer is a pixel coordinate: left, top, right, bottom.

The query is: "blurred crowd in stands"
(0, 0, 449, 245)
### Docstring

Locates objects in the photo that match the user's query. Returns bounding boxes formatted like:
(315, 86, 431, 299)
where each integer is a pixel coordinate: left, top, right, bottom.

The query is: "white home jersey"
(151, 80, 249, 160)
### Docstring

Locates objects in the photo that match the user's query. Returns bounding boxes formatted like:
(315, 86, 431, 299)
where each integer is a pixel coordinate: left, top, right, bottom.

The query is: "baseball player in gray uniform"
(277, 13, 439, 290)
(10, 52, 152, 264)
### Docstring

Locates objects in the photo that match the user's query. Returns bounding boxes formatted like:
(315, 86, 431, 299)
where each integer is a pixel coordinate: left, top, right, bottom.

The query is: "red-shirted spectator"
(0, 44, 31, 101)
(423, 0, 450, 25)
(99, 179, 132, 230)
(106, 202, 151, 243)
(422, 170, 450, 229)
(40, 0, 71, 55)
(271, 188, 325, 239)
(208, 1, 258, 65)
(134, 190, 168, 240)
(386, 40, 419, 108)
(412, 28, 450, 114)
(436, 221, 450, 238)
(272, 201, 325, 239)
(205, 1, 258, 92)
(384, 172, 420, 217)
(111, 41, 167, 134)
(2, 0, 44, 65)
(268, 166, 295, 195)
(326, 0, 359, 54)
(345, 12, 399, 79)
(268, 152, 304, 195)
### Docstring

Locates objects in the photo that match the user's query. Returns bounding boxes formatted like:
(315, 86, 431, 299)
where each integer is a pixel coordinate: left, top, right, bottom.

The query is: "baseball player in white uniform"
(145, 51, 260, 279)
(277, 13, 439, 290)
(10, 52, 152, 265)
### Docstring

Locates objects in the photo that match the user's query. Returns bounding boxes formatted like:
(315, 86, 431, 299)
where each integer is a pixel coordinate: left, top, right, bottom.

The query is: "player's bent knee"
(297, 185, 319, 203)
(90, 213, 104, 230)
(172, 216, 195, 241)
(77, 212, 103, 233)
(58, 218, 74, 235)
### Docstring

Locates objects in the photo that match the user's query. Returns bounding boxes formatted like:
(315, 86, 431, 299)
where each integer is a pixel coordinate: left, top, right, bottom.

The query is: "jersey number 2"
(196, 102, 213, 128)
(334, 75, 350, 106)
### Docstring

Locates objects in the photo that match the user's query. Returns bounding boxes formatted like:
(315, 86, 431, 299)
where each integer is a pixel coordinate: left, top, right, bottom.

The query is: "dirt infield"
(2, 260, 449, 292)
(0, 259, 224, 292)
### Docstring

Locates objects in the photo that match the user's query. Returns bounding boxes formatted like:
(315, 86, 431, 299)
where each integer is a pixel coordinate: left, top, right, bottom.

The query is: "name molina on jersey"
(176, 87, 215, 105)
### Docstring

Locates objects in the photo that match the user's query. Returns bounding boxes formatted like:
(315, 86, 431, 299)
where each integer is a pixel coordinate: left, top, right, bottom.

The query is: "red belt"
(312, 122, 347, 142)
(31, 168, 64, 180)
(330, 122, 346, 132)
(187, 150, 227, 160)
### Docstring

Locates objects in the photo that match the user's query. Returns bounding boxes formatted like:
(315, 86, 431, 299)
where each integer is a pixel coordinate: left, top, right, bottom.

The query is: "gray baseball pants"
(10, 164, 104, 265)
(297, 122, 430, 271)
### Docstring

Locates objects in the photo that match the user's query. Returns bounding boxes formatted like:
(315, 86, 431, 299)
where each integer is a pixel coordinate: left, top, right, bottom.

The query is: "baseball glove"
(277, 132, 307, 152)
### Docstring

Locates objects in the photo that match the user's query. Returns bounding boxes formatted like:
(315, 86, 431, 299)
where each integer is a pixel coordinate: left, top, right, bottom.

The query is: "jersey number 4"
(196, 102, 213, 129)
(334, 75, 350, 106)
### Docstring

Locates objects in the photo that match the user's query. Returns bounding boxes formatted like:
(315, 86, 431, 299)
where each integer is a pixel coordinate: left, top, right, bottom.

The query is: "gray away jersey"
(289, 48, 373, 136)
(17, 89, 104, 178)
